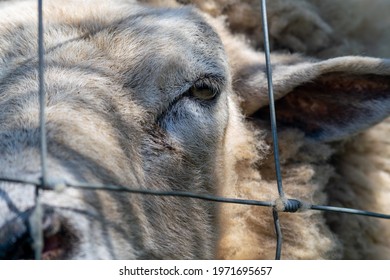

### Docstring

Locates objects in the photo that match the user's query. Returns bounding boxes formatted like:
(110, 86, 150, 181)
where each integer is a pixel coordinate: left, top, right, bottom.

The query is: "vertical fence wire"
(260, 0, 285, 260)
(38, 0, 47, 186)
(29, 0, 47, 260)
(260, 0, 284, 199)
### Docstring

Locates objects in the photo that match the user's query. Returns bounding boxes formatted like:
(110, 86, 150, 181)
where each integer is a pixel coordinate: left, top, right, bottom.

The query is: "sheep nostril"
(40, 210, 71, 260)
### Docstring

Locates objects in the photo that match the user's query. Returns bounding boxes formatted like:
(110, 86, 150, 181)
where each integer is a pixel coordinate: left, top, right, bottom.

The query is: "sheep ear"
(234, 56, 390, 141)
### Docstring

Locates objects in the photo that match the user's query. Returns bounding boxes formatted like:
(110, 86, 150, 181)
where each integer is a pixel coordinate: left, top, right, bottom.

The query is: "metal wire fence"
(1, 0, 390, 260)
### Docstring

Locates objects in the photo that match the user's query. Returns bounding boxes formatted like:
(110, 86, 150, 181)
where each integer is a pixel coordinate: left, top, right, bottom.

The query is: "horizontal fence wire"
(2, 176, 390, 220)
(0, 0, 389, 260)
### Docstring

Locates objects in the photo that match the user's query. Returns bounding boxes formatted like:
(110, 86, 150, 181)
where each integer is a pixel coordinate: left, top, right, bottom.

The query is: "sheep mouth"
(0, 209, 78, 260)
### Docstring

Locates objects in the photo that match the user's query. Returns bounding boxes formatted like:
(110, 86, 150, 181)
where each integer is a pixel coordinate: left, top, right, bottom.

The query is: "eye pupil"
(190, 85, 217, 101)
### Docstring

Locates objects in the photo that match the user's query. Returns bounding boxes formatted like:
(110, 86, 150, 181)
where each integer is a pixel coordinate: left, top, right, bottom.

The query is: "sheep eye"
(189, 85, 218, 101)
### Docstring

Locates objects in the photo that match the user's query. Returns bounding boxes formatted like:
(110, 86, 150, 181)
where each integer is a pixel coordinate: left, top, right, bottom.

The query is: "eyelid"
(192, 75, 225, 96)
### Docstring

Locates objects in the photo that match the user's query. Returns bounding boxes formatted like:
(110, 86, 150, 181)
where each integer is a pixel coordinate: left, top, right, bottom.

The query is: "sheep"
(143, 0, 390, 259)
(0, 0, 389, 260)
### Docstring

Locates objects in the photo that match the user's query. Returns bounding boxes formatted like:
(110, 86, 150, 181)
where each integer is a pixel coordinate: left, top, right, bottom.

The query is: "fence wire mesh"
(0, 0, 389, 260)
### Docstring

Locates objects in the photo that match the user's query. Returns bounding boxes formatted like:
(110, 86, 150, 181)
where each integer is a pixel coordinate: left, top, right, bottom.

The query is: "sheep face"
(0, 0, 231, 259)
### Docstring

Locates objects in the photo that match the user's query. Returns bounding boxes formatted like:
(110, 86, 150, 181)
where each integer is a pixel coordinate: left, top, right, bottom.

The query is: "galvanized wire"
(2, 176, 390, 219)
(260, 0, 284, 199)
(310, 205, 390, 219)
(38, 1, 47, 186)
(30, 0, 46, 260)
(260, 0, 285, 260)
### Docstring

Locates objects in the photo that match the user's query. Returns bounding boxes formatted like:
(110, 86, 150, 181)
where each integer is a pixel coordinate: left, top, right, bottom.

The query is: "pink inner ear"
(252, 73, 390, 140)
